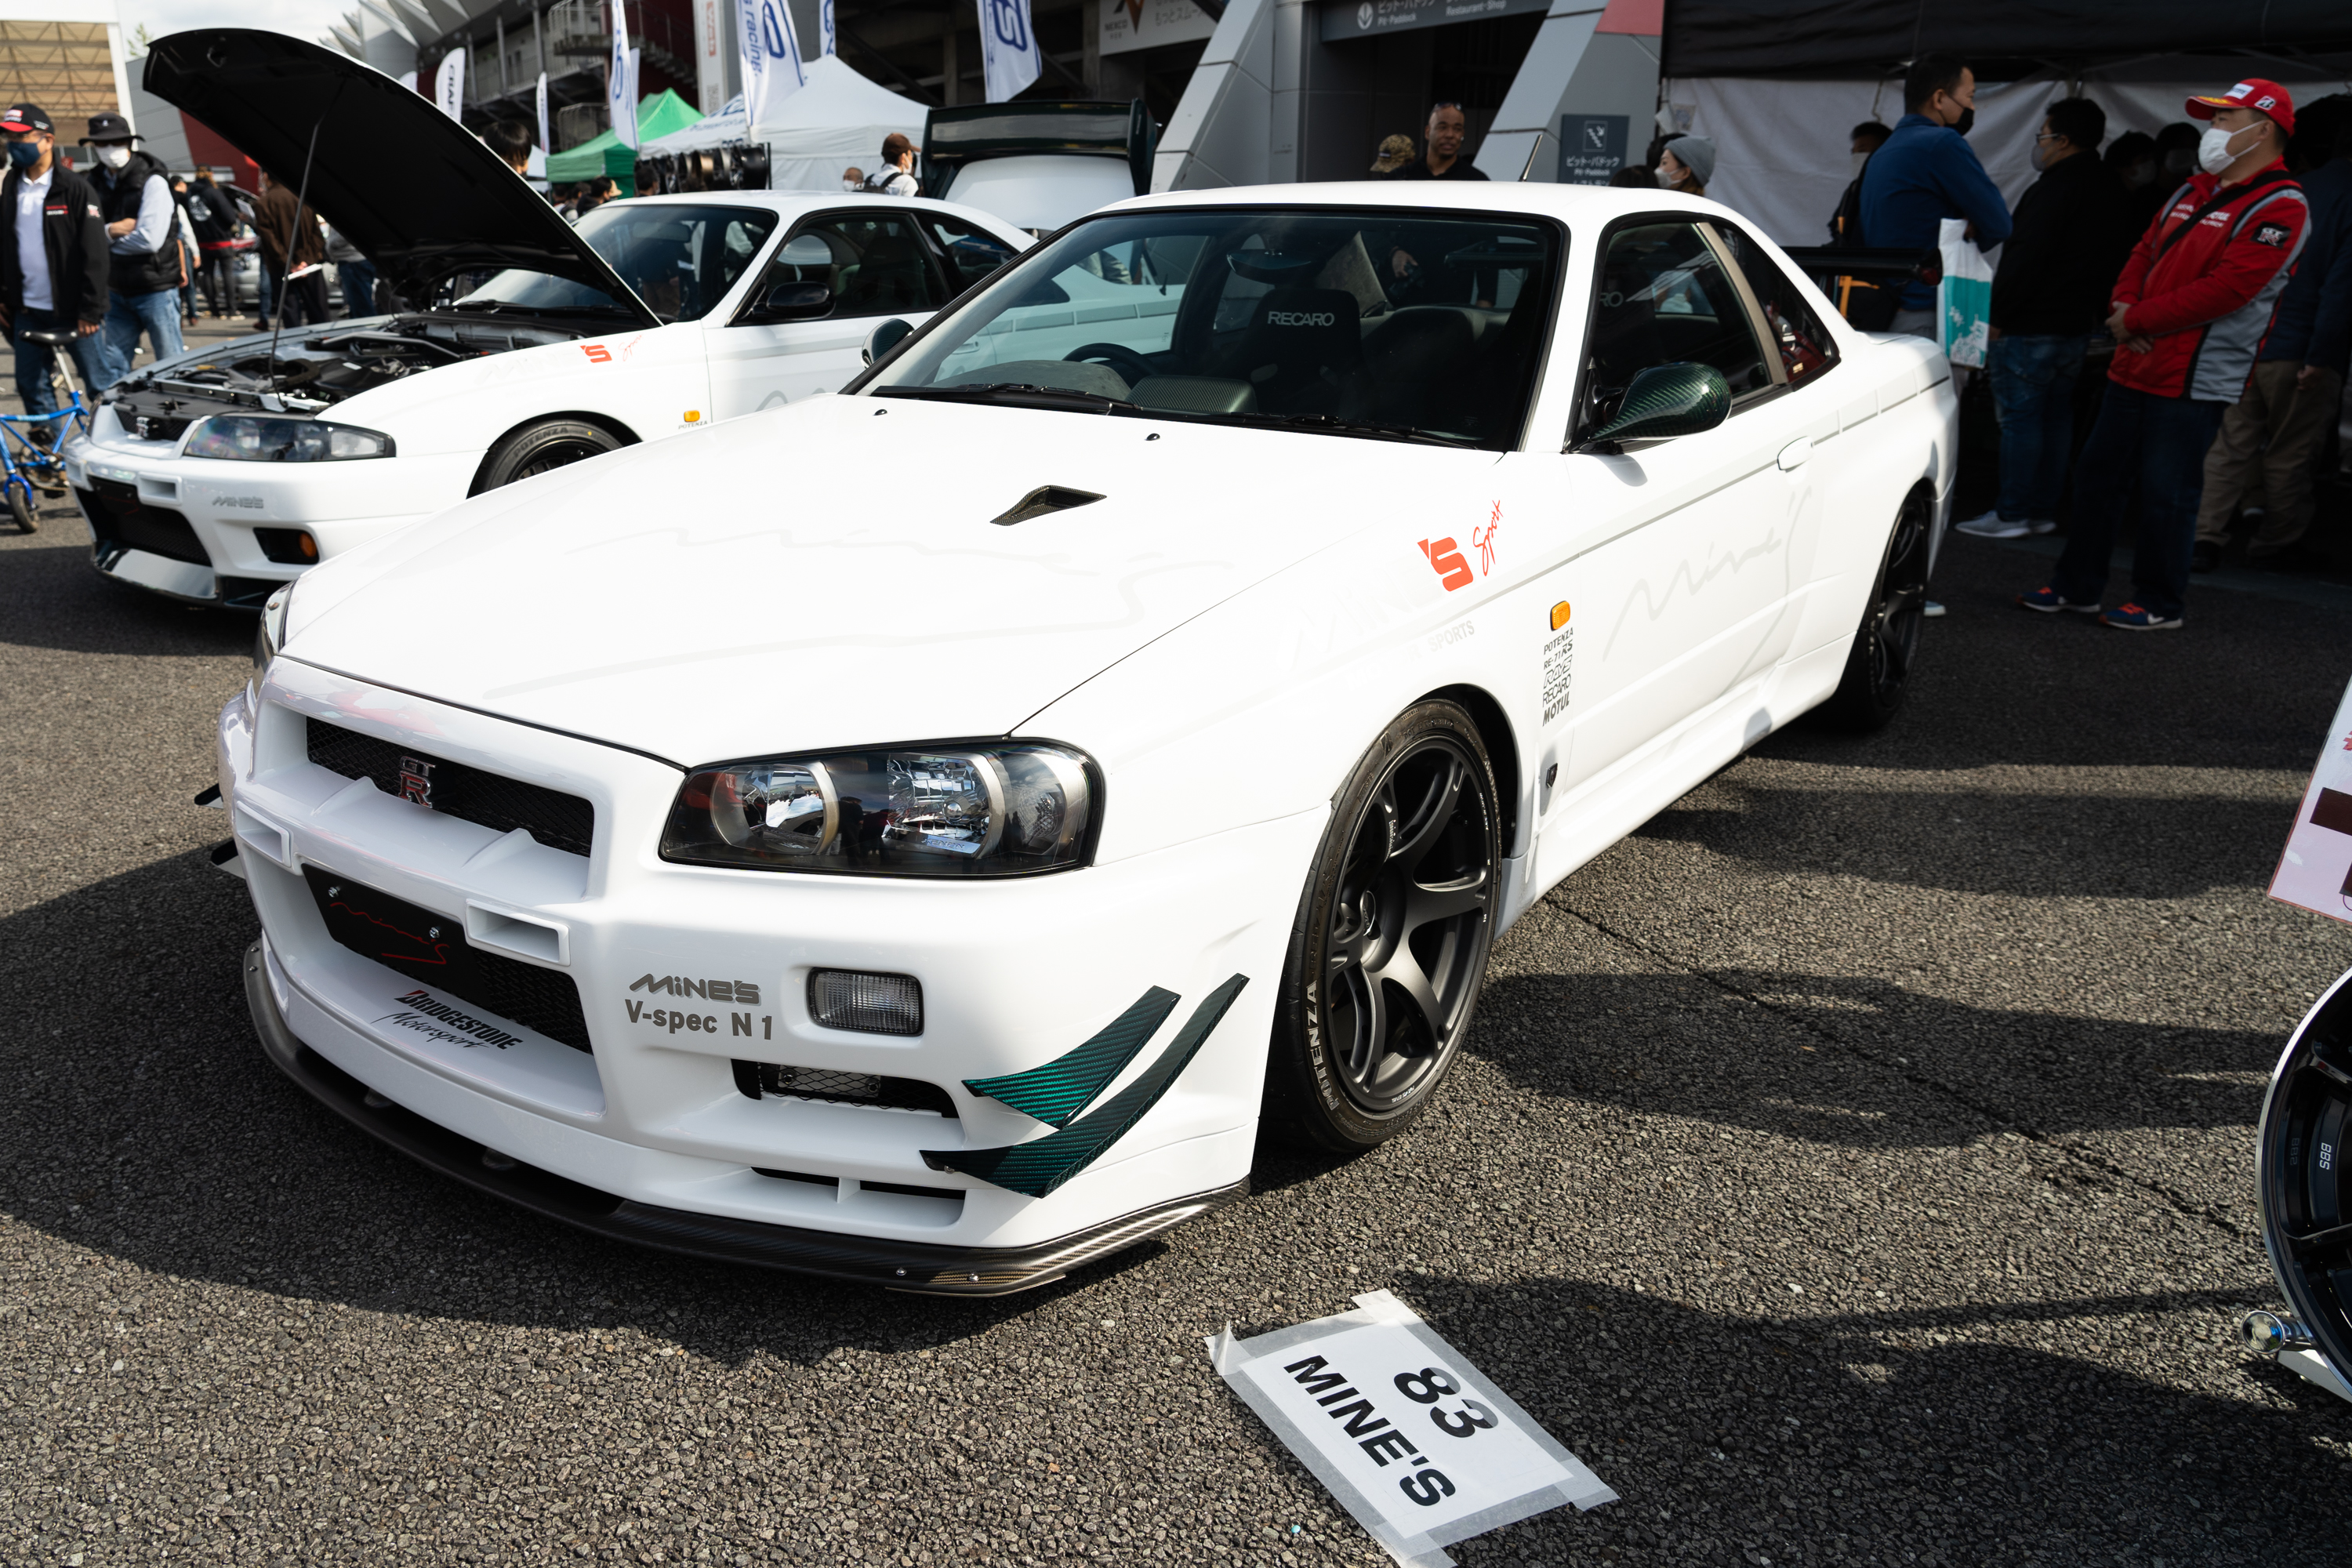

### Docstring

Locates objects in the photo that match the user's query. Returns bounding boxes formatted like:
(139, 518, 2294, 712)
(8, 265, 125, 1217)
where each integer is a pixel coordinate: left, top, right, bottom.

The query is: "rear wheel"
(6, 481, 35, 533)
(474, 419, 626, 493)
(1272, 701, 1501, 1153)
(1820, 485, 1932, 730)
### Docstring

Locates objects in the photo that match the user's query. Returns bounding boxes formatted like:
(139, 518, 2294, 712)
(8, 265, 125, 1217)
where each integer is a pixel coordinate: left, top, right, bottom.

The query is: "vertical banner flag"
(434, 49, 464, 121)
(980, 0, 1040, 103)
(821, 0, 836, 58)
(535, 71, 550, 154)
(737, 0, 805, 129)
(609, 1, 640, 149)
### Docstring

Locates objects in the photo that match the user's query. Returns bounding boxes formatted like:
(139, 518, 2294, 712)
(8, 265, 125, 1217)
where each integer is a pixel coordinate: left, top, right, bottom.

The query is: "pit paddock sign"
(1207, 1290, 1614, 1566)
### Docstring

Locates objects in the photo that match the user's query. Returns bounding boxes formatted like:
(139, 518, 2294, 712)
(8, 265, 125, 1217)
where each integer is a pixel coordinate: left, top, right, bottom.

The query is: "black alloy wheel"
(474, 418, 628, 494)
(2255, 971, 2352, 1379)
(1821, 485, 1932, 730)
(1273, 700, 1501, 1153)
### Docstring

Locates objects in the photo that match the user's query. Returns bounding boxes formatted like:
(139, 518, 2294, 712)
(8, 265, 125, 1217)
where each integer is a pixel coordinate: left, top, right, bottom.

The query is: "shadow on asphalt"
(0, 530, 256, 658)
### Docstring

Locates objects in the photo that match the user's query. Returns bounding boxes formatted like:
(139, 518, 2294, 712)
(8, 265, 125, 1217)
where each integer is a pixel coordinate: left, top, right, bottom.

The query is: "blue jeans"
(101, 287, 183, 383)
(336, 260, 378, 318)
(1987, 333, 2087, 521)
(2051, 383, 2226, 619)
(11, 308, 112, 415)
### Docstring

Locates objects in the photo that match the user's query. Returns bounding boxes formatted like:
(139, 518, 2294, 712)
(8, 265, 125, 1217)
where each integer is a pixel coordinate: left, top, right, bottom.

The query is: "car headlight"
(252, 582, 292, 699)
(184, 415, 394, 462)
(662, 743, 1096, 877)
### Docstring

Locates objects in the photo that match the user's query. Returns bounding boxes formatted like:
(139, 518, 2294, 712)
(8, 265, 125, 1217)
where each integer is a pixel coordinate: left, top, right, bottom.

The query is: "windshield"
(456, 202, 779, 323)
(865, 208, 1559, 449)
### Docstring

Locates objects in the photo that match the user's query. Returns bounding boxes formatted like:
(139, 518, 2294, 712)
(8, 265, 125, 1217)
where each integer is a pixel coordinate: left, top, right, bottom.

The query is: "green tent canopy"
(546, 89, 703, 193)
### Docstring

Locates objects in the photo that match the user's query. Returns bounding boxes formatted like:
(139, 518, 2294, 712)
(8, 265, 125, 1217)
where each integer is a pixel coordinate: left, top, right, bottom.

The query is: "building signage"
(1319, 0, 1548, 44)
(1556, 114, 1628, 185)
(1100, 0, 1218, 56)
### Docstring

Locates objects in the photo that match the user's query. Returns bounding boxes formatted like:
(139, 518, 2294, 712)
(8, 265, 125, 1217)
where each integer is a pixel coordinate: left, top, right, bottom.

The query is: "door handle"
(1777, 437, 1813, 471)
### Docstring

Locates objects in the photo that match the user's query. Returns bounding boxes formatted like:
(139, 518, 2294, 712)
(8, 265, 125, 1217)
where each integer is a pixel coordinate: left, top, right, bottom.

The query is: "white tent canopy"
(1665, 56, 2350, 249)
(644, 93, 746, 154)
(720, 56, 931, 191)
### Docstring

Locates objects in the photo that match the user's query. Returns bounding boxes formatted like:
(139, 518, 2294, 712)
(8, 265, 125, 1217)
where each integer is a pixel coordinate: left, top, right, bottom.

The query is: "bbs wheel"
(474, 418, 627, 493)
(1273, 700, 1501, 1153)
(1820, 485, 1932, 731)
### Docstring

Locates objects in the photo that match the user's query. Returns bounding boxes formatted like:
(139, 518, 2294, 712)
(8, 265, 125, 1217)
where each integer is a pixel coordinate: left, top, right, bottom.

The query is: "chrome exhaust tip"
(2238, 1310, 2315, 1358)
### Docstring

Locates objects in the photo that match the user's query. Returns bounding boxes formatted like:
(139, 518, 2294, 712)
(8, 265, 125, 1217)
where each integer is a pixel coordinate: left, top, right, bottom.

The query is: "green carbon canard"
(924, 975, 1250, 1200)
(964, 985, 1181, 1127)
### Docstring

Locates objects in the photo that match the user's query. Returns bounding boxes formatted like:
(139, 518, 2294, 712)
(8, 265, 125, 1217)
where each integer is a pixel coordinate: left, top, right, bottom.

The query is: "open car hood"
(144, 29, 658, 326)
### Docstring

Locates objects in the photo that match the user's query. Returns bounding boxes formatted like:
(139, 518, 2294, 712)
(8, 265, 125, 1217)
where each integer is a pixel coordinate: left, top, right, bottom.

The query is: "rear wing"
(920, 100, 1156, 202)
(1778, 246, 1941, 329)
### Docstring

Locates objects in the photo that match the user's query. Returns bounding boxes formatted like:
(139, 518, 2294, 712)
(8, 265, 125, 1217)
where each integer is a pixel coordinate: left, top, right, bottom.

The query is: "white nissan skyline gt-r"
(218, 180, 1957, 1294)
(68, 28, 1028, 611)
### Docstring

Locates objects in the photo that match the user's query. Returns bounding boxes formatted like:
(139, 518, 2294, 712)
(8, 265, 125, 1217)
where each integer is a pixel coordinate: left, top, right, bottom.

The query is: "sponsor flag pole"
(979, 0, 1041, 103)
(738, 0, 806, 131)
(610, 1, 640, 150)
(535, 70, 550, 154)
(434, 48, 464, 122)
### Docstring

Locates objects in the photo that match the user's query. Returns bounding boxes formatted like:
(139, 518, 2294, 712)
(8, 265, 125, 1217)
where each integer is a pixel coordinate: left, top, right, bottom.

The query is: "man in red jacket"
(2018, 79, 2307, 630)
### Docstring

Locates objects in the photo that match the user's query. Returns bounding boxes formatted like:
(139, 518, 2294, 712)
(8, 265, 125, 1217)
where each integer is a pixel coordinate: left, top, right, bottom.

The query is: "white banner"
(820, 0, 836, 57)
(1098, 0, 1215, 58)
(737, 0, 806, 129)
(434, 49, 464, 122)
(2273, 671, 2352, 927)
(397, 71, 417, 95)
(978, 0, 1040, 103)
(1208, 1292, 1614, 1566)
(609, 5, 639, 149)
(535, 71, 550, 154)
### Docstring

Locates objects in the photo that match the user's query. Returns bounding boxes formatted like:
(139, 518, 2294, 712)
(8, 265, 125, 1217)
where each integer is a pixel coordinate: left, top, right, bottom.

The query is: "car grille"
(307, 717, 596, 858)
(731, 1060, 959, 1117)
(302, 865, 593, 1052)
(78, 477, 208, 565)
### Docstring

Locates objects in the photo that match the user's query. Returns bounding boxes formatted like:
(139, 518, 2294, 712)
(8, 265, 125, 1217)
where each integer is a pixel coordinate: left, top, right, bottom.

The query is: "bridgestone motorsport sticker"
(1208, 1291, 1613, 1566)
(375, 989, 524, 1051)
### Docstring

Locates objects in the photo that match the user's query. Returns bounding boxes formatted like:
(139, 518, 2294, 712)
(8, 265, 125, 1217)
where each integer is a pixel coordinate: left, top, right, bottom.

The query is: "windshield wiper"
(875, 383, 1141, 413)
(1250, 412, 1479, 448)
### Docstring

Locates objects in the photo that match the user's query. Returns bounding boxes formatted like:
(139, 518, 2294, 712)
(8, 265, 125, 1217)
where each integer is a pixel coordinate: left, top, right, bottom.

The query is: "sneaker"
(2028, 518, 2058, 535)
(1955, 508, 2030, 539)
(1923, 600, 1946, 618)
(2190, 539, 2222, 574)
(2100, 601, 2182, 630)
(2016, 585, 2100, 614)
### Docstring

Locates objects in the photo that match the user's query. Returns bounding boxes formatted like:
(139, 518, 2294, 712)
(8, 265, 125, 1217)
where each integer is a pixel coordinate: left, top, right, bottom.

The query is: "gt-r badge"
(397, 755, 434, 807)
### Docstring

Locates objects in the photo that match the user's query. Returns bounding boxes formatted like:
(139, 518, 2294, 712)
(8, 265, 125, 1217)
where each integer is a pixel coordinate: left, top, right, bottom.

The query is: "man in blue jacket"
(1860, 53, 2013, 337)
(2192, 106, 2352, 572)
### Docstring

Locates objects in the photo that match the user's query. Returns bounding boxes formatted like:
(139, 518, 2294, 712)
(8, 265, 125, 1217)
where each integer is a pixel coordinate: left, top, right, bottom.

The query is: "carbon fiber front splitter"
(242, 941, 1247, 1297)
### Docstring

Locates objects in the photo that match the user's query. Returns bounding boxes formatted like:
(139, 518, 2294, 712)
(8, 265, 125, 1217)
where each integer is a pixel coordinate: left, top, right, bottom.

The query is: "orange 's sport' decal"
(1420, 538, 1473, 592)
(583, 344, 612, 364)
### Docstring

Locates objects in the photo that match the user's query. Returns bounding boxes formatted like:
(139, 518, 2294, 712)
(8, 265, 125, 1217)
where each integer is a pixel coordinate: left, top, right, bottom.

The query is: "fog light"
(253, 527, 318, 564)
(808, 970, 922, 1036)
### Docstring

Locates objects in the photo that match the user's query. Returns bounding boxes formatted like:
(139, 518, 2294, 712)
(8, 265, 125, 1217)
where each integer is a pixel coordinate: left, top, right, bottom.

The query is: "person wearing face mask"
(1654, 135, 1713, 198)
(841, 166, 865, 192)
(83, 111, 180, 383)
(2017, 81, 2308, 631)
(0, 103, 110, 422)
(1955, 96, 2133, 541)
(1858, 52, 2012, 338)
(862, 136, 919, 196)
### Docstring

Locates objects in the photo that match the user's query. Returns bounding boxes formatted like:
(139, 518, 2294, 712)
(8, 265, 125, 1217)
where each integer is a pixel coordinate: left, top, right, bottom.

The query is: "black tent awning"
(1664, 0, 2352, 78)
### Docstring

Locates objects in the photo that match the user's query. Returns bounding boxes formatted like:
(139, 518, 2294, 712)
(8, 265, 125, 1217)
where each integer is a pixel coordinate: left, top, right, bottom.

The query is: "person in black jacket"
(85, 111, 182, 382)
(1955, 96, 2137, 538)
(0, 102, 111, 419)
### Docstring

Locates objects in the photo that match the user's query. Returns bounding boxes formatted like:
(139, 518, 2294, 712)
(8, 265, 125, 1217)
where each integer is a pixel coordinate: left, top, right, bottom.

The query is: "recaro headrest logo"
(1266, 309, 1337, 327)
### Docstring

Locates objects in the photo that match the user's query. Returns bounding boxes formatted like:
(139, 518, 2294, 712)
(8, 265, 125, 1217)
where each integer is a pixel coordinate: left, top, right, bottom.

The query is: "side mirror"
(861, 317, 914, 366)
(746, 281, 832, 324)
(1573, 362, 1732, 453)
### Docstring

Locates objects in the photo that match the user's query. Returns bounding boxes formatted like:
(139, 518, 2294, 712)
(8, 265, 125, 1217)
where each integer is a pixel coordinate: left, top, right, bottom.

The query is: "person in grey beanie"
(1658, 134, 1715, 196)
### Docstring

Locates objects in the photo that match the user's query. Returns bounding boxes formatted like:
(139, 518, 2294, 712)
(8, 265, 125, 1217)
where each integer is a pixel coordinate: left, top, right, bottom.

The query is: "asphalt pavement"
(5, 436, 2352, 1566)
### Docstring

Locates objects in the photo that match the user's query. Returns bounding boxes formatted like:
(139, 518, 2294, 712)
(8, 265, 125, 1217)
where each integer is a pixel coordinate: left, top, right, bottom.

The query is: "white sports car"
(220, 180, 1956, 1294)
(69, 29, 1028, 610)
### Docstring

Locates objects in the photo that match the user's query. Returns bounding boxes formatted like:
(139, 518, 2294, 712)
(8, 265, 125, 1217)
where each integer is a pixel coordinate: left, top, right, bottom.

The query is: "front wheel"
(6, 481, 35, 533)
(1819, 485, 1932, 730)
(474, 418, 626, 494)
(1271, 700, 1501, 1153)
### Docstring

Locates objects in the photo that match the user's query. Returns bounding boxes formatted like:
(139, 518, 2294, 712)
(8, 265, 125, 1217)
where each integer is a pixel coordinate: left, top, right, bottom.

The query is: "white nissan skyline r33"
(68, 30, 1028, 611)
(220, 178, 1957, 1294)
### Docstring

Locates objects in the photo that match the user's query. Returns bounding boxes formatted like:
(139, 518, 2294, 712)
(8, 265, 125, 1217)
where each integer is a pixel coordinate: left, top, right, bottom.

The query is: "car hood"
(284, 396, 1493, 765)
(144, 29, 657, 325)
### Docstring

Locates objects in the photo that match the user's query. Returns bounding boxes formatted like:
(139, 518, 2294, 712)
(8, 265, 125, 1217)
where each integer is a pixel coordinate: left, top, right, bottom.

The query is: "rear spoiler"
(1777, 246, 1943, 328)
(920, 100, 1157, 201)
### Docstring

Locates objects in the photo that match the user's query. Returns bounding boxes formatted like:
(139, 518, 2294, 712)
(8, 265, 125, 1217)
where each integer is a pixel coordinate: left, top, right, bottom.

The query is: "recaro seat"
(1220, 286, 1362, 412)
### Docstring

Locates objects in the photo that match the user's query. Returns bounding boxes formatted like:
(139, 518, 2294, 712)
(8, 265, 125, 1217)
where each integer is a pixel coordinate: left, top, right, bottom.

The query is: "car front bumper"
(222, 656, 1312, 1290)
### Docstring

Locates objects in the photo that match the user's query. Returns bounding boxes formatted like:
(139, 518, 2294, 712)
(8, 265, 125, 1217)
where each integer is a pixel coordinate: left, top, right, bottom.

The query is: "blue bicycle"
(1, 325, 96, 533)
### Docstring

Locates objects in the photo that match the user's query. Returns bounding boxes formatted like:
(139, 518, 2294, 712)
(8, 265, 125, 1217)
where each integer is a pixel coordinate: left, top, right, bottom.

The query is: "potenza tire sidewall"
(1274, 699, 1501, 1152)
(477, 419, 626, 493)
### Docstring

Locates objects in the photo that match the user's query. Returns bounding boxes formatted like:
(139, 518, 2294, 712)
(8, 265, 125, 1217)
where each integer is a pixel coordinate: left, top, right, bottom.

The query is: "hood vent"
(992, 486, 1105, 526)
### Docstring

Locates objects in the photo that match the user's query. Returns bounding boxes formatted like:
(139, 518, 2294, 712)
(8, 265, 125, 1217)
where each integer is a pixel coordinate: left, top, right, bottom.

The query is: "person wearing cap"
(1859, 53, 2013, 338)
(84, 110, 181, 382)
(0, 102, 111, 421)
(1656, 134, 1714, 198)
(862, 135, 918, 196)
(2017, 79, 2309, 631)
(1370, 134, 1416, 176)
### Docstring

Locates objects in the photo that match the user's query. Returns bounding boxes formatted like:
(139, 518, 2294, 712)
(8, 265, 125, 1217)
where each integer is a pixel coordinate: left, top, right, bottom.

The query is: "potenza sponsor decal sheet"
(2271, 668, 2352, 926)
(1207, 1290, 1613, 1566)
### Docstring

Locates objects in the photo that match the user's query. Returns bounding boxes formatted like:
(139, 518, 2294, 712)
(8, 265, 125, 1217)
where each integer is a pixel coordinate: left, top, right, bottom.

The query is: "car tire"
(1270, 699, 1501, 1154)
(1819, 485, 1933, 731)
(7, 485, 35, 533)
(474, 418, 627, 493)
